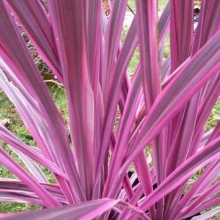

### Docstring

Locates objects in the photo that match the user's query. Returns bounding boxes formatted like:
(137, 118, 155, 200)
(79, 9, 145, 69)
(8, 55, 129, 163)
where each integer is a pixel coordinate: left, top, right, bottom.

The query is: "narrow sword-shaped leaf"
(168, 159, 220, 219)
(192, 0, 220, 54)
(0, 125, 67, 179)
(96, 17, 138, 179)
(106, 20, 220, 204)
(104, 66, 142, 196)
(126, 30, 220, 171)
(3, 199, 118, 220)
(4, 199, 148, 220)
(158, 1, 170, 44)
(180, 196, 220, 219)
(170, 0, 193, 70)
(0, 2, 85, 203)
(0, 191, 44, 206)
(95, 1, 134, 182)
(135, 2, 165, 203)
(178, 182, 220, 219)
(86, 2, 103, 195)
(0, 179, 67, 203)
(102, 0, 128, 98)
(139, 137, 220, 211)
(48, 0, 94, 200)
(0, 147, 61, 207)
(190, 207, 220, 220)
(5, 0, 63, 82)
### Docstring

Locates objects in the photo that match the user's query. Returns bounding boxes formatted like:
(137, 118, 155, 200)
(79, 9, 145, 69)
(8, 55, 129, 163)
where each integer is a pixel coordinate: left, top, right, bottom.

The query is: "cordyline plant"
(0, 0, 220, 219)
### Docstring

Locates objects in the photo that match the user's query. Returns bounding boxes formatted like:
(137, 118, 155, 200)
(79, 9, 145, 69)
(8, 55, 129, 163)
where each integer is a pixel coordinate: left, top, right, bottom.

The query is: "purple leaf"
(5, 0, 63, 82)
(0, 147, 61, 207)
(4, 199, 148, 220)
(47, 0, 95, 200)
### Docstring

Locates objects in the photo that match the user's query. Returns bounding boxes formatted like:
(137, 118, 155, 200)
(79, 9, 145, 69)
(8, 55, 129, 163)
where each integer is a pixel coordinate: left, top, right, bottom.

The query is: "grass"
(207, 99, 220, 131)
(0, 203, 40, 214)
(127, 0, 168, 11)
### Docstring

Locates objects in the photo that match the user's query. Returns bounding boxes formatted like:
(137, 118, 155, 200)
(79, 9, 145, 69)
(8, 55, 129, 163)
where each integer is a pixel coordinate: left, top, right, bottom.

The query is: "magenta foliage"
(0, 0, 220, 219)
